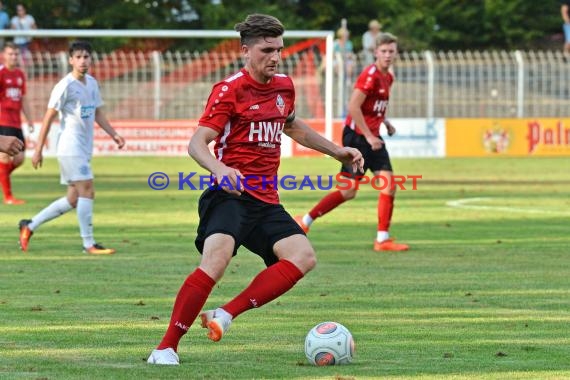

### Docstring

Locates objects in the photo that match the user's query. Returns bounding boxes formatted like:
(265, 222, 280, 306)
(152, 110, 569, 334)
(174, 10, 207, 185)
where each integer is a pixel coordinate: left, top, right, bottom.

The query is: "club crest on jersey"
(276, 94, 285, 116)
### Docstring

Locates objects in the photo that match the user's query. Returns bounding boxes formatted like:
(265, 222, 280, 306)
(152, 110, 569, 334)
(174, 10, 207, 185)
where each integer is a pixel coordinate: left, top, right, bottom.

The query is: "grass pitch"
(1, 156, 569, 379)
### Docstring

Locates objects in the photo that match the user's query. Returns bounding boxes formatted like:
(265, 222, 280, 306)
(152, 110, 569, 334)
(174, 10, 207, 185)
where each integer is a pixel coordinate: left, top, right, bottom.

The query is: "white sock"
(302, 214, 314, 227)
(77, 197, 95, 248)
(29, 197, 73, 231)
(216, 307, 233, 321)
(377, 231, 389, 242)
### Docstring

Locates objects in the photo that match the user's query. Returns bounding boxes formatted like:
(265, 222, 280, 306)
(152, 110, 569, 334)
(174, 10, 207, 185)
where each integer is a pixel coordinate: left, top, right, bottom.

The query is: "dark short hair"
(377, 32, 398, 47)
(234, 14, 284, 46)
(3, 42, 17, 51)
(69, 40, 93, 56)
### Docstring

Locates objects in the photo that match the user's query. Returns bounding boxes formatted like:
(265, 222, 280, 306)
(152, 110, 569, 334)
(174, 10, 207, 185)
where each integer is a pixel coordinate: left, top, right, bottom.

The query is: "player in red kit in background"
(147, 13, 364, 366)
(295, 33, 409, 252)
(0, 42, 34, 205)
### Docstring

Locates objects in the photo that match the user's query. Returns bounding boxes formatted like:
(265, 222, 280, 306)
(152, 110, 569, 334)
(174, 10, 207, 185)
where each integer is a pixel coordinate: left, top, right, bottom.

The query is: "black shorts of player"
(339, 126, 392, 179)
(195, 188, 306, 267)
(0, 126, 25, 147)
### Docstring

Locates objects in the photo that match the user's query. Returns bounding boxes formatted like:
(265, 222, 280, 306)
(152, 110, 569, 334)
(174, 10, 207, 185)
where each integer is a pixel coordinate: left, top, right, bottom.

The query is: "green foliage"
(5, 0, 566, 50)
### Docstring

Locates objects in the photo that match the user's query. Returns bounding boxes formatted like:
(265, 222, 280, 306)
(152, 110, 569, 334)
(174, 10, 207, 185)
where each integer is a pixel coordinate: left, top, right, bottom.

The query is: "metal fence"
(22, 49, 570, 121)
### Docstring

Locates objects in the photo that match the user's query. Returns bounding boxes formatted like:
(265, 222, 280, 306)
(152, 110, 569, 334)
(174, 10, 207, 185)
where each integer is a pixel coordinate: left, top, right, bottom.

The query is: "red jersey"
(345, 64, 393, 136)
(0, 65, 26, 128)
(198, 68, 295, 204)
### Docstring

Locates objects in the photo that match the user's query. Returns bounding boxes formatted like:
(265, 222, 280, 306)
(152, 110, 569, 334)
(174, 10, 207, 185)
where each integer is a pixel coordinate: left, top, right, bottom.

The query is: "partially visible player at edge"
(0, 42, 34, 205)
(147, 14, 364, 365)
(18, 40, 125, 255)
(295, 33, 409, 252)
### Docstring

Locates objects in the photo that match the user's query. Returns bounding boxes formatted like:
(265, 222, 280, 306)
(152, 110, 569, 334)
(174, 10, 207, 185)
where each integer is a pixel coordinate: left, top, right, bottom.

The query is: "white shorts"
(57, 156, 94, 185)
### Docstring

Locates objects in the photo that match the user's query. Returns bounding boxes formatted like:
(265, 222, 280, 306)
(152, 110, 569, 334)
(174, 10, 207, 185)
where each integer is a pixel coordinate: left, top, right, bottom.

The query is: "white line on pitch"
(446, 197, 570, 215)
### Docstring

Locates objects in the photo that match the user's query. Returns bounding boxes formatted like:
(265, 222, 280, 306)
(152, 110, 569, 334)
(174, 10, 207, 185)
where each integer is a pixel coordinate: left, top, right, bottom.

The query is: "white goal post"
(0, 28, 335, 140)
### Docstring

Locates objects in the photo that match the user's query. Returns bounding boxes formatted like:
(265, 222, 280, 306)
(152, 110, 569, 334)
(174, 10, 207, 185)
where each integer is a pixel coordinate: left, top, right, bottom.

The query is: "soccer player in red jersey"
(295, 33, 409, 252)
(0, 42, 34, 205)
(147, 14, 364, 365)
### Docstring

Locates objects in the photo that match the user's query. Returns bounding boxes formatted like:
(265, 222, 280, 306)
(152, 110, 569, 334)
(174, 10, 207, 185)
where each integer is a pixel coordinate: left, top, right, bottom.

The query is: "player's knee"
(384, 186, 396, 196)
(200, 252, 232, 281)
(340, 187, 357, 200)
(305, 251, 317, 272)
(295, 247, 317, 274)
(12, 154, 24, 167)
(67, 196, 78, 208)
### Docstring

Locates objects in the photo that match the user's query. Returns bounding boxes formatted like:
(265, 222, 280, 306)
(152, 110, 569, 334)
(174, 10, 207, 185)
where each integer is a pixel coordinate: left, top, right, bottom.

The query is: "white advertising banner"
(380, 118, 446, 158)
(23, 121, 195, 157)
(22, 118, 445, 158)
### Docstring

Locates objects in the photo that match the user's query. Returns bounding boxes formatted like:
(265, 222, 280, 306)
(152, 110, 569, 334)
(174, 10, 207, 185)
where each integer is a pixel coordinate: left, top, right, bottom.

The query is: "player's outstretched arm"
(284, 118, 364, 173)
(95, 108, 125, 149)
(188, 126, 243, 195)
(32, 108, 58, 169)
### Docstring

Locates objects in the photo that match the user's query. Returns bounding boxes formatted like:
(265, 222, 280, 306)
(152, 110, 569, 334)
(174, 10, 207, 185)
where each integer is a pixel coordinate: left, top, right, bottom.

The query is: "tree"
(9, 0, 566, 51)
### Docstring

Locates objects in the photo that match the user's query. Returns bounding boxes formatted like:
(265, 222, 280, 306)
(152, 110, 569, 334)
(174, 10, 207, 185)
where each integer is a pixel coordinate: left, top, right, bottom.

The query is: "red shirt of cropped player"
(345, 65, 393, 137)
(0, 46, 32, 129)
(0, 42, 34, 205)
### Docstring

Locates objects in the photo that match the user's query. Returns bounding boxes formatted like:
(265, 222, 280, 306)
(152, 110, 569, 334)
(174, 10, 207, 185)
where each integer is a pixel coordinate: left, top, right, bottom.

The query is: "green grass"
(1, 156, 569, 379)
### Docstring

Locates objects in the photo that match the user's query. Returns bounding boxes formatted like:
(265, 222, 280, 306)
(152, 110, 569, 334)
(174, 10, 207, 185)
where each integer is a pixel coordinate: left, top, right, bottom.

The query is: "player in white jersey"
(18, 40, 126, 255)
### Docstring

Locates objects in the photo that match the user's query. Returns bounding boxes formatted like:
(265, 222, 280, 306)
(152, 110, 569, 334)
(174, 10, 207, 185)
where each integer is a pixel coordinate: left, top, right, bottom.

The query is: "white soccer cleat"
(147, 347, 179, 365)
(200, 309, 232, 342)
(200, 310, 215, 328)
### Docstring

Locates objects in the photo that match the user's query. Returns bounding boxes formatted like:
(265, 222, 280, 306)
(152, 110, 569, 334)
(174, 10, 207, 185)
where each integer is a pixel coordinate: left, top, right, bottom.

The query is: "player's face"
(69, 50, 92, 77)
(375, 42, 398, 71)
(243, 36, 284, 83)
(3, 47, 19, 69)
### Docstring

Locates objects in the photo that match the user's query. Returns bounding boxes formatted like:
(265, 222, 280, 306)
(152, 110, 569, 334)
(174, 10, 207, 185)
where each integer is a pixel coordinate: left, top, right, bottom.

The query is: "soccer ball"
(304, 321, 355, 366)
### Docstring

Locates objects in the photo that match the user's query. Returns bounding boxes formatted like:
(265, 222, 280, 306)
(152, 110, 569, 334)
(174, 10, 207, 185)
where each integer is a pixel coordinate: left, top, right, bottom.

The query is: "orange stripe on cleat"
(207, 320, 223, 342)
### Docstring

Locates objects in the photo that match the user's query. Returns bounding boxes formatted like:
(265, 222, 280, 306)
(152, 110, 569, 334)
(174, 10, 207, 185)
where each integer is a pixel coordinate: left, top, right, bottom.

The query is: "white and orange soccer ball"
(304, 321, 355, 366)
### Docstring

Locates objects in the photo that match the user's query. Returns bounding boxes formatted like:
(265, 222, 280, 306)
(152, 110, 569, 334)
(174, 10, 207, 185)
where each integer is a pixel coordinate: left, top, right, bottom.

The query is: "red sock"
(157, 268, 215, 351)
(222, 259, 304, 319)
(0, 162, 13, 199)
(6, 161, 15, 174)
(378, 193, 394, 232)
(308, 190, 346, 220)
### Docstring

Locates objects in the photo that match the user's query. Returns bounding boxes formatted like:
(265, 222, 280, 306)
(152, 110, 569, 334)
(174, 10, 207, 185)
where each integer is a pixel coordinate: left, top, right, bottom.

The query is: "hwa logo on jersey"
(249, 121, 284, 146)
(249, 104, 260, 110)
(373, 99, 388, 115)
(276, 94, 285, 116)
(6, 87, 22, 100)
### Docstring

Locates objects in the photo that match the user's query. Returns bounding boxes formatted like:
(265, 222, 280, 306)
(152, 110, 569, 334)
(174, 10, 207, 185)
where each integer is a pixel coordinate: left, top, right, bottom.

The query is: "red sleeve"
(198, 82, 235, 133)
(354, 68, 377, 96)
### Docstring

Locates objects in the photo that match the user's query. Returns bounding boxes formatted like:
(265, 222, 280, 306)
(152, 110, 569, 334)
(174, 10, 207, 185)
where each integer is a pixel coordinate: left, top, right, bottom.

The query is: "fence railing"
(21, 49, 570, 121)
